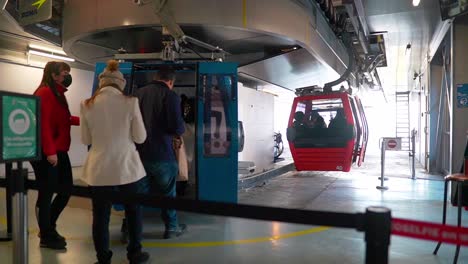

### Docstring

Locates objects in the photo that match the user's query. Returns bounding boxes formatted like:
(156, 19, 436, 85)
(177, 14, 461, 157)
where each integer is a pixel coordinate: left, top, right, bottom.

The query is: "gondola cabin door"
(197, 62, 238, 203)
(92, 61, 239, 203)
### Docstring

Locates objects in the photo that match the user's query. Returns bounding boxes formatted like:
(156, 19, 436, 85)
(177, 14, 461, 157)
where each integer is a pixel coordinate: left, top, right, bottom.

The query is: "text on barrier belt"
(392, 218, 468, 246)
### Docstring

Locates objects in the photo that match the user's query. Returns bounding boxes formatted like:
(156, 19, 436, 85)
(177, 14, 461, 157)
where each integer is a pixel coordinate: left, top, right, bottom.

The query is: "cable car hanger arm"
(152, 0, 230, 58)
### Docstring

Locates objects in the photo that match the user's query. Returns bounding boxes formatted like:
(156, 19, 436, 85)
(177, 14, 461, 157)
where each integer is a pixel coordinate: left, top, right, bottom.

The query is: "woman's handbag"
(173, 136, 189, 181)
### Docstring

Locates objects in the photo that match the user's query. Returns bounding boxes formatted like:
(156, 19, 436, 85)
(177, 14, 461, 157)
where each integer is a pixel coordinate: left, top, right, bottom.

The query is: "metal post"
(364, 206, 391, 264)
(0, 163, 13, 241)
(433, 179, 449, 255)
(377, 139, 388, 190)
(411, 130, 416, 180)
(454, 181, 463, 263)
(6, 162, 12, 235)
(12, 162, 28, 264)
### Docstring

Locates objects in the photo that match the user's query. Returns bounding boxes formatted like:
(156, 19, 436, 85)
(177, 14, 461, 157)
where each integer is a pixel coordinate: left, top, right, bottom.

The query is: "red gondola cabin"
(286, 88, 368, 172)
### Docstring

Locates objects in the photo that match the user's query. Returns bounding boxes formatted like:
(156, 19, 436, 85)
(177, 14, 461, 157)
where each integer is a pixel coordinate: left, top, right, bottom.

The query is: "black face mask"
(62, 74, 72, 87)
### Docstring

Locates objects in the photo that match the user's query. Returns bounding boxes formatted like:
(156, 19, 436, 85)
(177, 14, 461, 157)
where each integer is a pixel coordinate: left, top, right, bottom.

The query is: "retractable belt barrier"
(3, 177, 468, 262)
(0, 178, 362, 228)
(0, 177, 393, 264)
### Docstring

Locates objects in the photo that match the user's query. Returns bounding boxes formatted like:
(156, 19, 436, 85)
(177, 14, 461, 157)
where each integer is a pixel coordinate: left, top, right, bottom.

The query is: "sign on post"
(457, 84, 468, 108)
(18, 0, 52, 26)
(383, 137, 401, 151)
(0, 92, 40, 162)
(377, 137, 403, 190)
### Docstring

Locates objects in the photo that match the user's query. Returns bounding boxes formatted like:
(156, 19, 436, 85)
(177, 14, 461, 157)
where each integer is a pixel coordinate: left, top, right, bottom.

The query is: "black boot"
(128, 251, 150, 264)
(95, 250, 112, 264)
(40, 233, 66, 250)
(36, 206, 66, 247)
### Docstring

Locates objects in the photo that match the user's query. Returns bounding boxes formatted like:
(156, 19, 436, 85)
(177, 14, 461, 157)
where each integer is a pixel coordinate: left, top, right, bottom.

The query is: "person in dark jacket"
(134, 67, 187, 239)
(329, 108, 347, 129)
(308, 111, 327, 128)
(31, 61, 79, 250)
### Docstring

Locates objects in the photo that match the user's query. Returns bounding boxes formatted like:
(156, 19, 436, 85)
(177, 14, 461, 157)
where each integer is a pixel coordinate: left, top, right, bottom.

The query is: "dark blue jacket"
(134, 81, 185, 162)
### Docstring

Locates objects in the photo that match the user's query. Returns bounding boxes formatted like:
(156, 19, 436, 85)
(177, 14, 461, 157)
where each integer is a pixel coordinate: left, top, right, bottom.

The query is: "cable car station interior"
(1, 0, 468, 263)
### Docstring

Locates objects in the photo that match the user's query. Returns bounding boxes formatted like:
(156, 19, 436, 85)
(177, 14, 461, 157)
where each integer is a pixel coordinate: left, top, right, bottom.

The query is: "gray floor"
(1, 151, 467, 263)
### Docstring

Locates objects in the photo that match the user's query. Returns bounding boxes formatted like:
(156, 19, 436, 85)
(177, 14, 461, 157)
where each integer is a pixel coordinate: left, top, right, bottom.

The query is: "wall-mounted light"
(28, 44, 75, 62)
(259, 88, 279, 97)
(28, 50, 75, 62)
(412, 0, 420, 7)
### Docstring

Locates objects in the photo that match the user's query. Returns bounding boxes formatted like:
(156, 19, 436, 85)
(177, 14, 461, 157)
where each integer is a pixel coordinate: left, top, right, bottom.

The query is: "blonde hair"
(105, 59, 119, 72)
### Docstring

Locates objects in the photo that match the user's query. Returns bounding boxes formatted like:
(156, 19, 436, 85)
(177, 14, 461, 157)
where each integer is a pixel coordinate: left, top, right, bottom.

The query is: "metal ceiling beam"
(333, 0, 370, 54)
(1, 0, 8, 11)
(427, 19, 453, 62)
(114, 52, 219, 61)
(350, 0, 369, 37)
(0, 29, 44, 43)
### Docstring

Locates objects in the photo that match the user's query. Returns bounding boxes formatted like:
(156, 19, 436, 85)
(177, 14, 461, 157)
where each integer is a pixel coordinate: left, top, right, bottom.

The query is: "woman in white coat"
(80, 60, 149, 264)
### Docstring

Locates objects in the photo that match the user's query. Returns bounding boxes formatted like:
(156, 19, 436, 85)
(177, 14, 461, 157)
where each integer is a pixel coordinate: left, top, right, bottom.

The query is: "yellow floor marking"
(0, 215, 330, 248)
(142, 226, 330, 248)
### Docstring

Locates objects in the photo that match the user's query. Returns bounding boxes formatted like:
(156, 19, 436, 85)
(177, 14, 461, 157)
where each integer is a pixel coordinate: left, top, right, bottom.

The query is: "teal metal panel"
(197, 62, 238, 203)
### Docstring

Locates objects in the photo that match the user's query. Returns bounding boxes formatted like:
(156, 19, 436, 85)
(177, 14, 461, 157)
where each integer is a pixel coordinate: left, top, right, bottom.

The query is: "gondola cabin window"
(291, 97, 353, 148)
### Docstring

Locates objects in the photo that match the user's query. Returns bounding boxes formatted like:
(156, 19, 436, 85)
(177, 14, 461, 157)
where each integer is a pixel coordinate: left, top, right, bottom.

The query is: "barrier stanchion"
(0, 163, 13, 242)
(11, 162, 28, 264)
(411, 129, 416, 180)
(6, 163, 12, 236)
(377, 137, 403, 190)
(377, 139, 388, 190)
(364, 207, 391, 264)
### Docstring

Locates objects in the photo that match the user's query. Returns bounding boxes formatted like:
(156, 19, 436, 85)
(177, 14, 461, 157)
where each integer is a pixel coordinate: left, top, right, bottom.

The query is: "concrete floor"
(0, 151, 467, 263)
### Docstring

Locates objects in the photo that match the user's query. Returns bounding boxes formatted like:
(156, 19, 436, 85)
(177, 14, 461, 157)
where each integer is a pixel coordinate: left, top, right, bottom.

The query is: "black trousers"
(30, 152, 73, 237)
(90, 180, 143, 262)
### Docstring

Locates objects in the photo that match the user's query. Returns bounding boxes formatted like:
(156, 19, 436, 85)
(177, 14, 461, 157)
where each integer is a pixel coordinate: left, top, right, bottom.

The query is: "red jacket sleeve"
(36, 88, 56, 156)
(70, 116, 80, 126)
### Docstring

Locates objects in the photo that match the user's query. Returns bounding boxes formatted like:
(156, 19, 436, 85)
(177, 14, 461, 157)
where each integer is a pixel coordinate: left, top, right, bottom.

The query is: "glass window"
(202, 75, 233, 157)
(293, 98, 345, 128)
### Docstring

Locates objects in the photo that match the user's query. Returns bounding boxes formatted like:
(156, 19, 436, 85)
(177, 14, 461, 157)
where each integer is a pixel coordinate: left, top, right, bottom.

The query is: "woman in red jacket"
(31, 61, 79, 250)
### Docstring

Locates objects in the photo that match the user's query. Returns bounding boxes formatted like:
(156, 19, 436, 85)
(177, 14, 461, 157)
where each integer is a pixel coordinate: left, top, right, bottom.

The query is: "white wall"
(272, 86, 295, 159)
(238, 83, 275, 173)
(0, 61, 94, 175)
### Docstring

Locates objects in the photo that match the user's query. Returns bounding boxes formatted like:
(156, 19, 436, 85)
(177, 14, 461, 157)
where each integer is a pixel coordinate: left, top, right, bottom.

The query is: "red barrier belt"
(392, 218, 468, 246)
